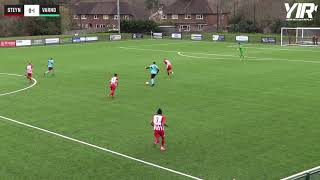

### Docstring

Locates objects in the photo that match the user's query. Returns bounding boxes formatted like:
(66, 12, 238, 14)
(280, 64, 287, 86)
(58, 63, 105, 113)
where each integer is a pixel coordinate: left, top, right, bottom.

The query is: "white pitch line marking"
(120, 46, 320, 64)
(0, 73, 37, 96)
(177, 52, 225, 60)
(120, 46, 237, 58)
(123, 41, 199, 48)
(0, 73, 203, 179)
(0, 115, 203, 180)
(120, 46, 178, 53)
(177, 51, 320, 64)
(227, 45, 320, 52)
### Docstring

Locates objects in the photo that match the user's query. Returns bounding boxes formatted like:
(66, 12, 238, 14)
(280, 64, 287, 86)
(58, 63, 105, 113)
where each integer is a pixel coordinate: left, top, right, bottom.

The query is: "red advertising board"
(0, 40, 16, 47)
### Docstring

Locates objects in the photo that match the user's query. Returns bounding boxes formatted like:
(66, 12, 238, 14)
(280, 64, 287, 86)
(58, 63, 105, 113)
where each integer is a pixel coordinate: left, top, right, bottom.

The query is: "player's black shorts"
(151, 74, 157, 79)
(48, 67, 53, 71)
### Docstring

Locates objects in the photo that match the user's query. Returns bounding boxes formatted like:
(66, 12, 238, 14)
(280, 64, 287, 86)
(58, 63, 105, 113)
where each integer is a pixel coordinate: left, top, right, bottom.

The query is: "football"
(145, 81, 149, 85)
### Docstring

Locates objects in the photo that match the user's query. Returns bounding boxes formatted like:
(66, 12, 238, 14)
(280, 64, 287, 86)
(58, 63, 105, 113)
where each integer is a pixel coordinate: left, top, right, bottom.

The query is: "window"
(81, 15, 86, 19)
(94, 15, 98, 19)
(103, 15, 109, 19)
(100, 24, 106, 28)
(123, 15, 129, 20)
(114, 15, 119, 20)
(96, 24, 99, 28)
(112, 24, 116, 29)
(161, 14, 167, 19)
(172, 14, 178, 19)
(196, 24, 205, 31)
(185, 14, 191, 19)
(180, 25, 190, 32)
(73, 15, 79, 19)
(196, 14, 203, 19)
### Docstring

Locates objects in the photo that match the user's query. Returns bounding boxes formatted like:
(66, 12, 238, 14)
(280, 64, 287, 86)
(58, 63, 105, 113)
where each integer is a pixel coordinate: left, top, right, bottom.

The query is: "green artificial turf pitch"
(1, 40, 320, 180)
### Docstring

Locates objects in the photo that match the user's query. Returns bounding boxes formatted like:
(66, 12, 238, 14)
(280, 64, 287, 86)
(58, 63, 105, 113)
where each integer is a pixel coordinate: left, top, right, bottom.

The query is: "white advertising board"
(171, 33, 182, 39)
(110, 35, 122, 41)
(236, 35, 249, 42)
(85, 36, 98, 42)
(191, 34, 202, 40)
(153, 33, 163, 39)
(45, 38, 60, 44)
(16, 40, 32, 46)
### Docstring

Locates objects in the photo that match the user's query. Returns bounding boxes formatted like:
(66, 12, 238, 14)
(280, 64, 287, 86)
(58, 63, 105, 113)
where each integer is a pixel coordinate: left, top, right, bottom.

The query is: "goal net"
(281, 27, 320, 46)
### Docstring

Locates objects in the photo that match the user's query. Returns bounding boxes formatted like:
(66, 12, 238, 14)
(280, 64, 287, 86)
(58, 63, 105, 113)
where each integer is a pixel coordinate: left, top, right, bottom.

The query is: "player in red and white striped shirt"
(26, 62, 33, 83)
(108, 73, 119, 97)
(163, 58, 173, 76)
(151, 108, 168, 151)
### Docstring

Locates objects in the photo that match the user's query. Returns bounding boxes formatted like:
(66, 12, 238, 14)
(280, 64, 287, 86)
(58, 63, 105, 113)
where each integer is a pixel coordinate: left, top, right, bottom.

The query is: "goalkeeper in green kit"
(238, 43, 244, 60)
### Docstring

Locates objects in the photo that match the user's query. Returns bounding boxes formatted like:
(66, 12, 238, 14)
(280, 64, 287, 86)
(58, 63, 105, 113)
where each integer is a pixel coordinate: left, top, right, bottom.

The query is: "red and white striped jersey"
(152, 115, 166, 131)
(110, 76, 118, 85)
(164, 60, 171, 68)
(26, 64, 33, 74)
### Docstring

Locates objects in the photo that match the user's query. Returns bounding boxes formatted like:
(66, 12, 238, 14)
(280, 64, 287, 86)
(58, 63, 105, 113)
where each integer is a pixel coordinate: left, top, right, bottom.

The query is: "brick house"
(155, 0, 229, 32)
(72, 2, 134, 30)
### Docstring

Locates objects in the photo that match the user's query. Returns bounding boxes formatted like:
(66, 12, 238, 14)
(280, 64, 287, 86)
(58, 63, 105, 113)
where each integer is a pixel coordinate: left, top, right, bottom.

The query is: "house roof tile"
(163, 0, 214, 15)
(73, 2, 133, 15)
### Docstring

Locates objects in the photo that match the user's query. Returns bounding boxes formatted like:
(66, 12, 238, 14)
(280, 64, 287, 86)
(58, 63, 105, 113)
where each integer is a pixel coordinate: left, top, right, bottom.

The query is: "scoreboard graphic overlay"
(4, 5, 60, 17)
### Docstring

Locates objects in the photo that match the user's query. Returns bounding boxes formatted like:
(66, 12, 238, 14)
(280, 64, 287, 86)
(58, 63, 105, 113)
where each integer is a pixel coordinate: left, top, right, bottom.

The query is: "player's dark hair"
(157, 108, 162, 114)
(114, 73, 118, 76)
(153, 61, 156, 64)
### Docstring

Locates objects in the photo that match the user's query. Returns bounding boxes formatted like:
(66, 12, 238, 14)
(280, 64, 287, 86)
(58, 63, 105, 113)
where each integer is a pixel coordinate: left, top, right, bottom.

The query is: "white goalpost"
(281, 27, 320, 46)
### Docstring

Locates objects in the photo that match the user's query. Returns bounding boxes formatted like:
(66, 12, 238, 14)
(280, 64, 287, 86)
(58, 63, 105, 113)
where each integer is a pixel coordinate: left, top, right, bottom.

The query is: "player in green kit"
(238, 43, 244, 60)
(145, 62, 159, 87)
(44, 57, 55, 76)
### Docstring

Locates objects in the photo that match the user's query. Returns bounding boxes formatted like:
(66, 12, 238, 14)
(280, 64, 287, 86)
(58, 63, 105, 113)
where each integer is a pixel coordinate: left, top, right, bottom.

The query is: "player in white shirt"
(163, 58, 173, 76)
(108, 73, 119, 97)
(150, 108, 168, 151)
(26, 62, 33, 83)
